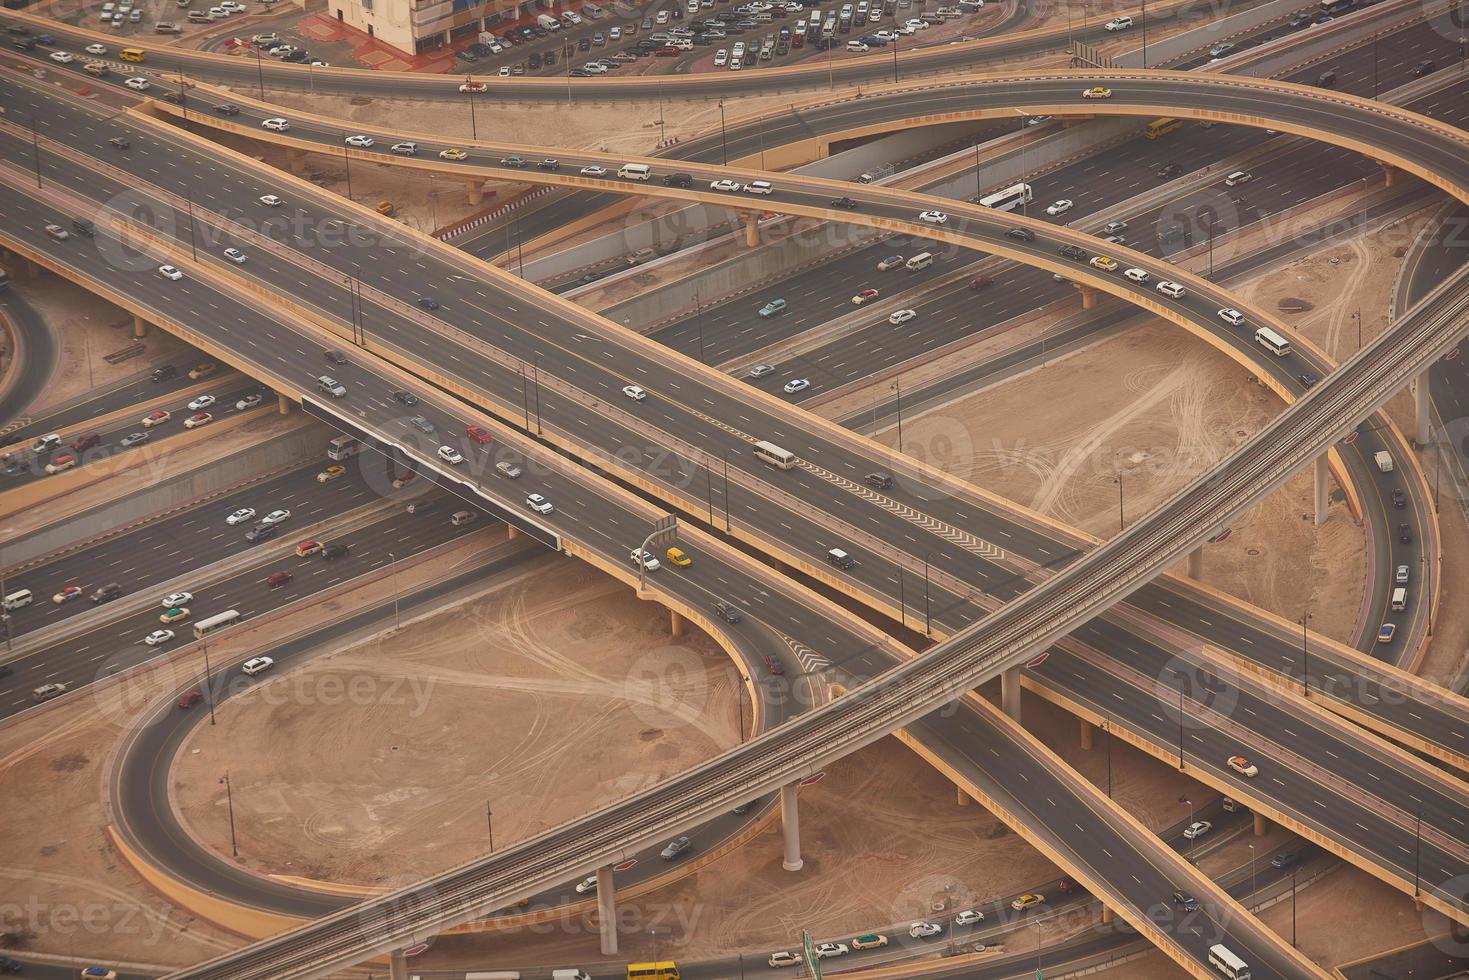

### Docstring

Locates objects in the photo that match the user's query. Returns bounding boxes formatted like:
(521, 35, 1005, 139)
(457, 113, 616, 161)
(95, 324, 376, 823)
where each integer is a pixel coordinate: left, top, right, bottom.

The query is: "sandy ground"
(0, 527, 510, 966)
(868, 317, 1367, 641)
(13, 276, 193, 414)
(171, 559, 741, 885)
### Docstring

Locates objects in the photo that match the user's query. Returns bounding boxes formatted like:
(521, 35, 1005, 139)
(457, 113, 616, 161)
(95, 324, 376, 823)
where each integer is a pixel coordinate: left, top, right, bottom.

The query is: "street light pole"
(342, 133, 354, 202)
(1115, 475, 1125, 531)
(185, 189, 198, 261)
(1174, 671, 1186, 771)
(1299, 611, 1312, 697)
(893, 379, 903, 453)
(221, 772, 238, 857)
(389, 551, 401, 630)
(719, 98, 729, 166)
(29, 114, 42, 189)
(468, 84, 479, 140)
(487, 804, 495, 852)
(1248, 843, 1257, 904)
(202, 641, 216, 726)
(1141, 0, 1148, 67)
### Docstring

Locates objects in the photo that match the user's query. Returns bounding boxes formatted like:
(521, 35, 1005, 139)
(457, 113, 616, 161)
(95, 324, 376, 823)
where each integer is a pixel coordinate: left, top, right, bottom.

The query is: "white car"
(622, 384, 647, 401)
(391, 141, 418, 155)
(888, 308, 917, 325)
(526, 493, 555, 515)
(814, 943, 849, 959)
(124, 77, 151, 91)
(767, 951, 801, 968)
(714, 48, 728, 65)
(143, 629, 175, 646)
(1046, 199, 1073, 216)
(344, 134, 375, 148)
(1155, 280, 1186, 299)
(157, 264, 183, 281)
(580, 165, 609, 177)
(574, 875, 598, 894)
(1217, 308, 1246, 326)
(904, 17, 929, 28)
(261, 117, 290, 132)
(631, 548, 661, 571)
(85, 42, 109, 54)
(226, 508, 256, 525)
(223, 247, 247, 264)
(1123, 267, 1149, 284)
(260, 508, 292, 526)
(49, 51, 75, 63)
(909, 921, 943, 939)
(258, 194, 284, 207)
(845, 39, 868, 50)
(954, 909, 985, 925)
(710, 178, 744, 192)
(437, 445, 464, 465)
(1183, 820, 1212, 840)
(241, 656, 274, 676)
(235, 393, 263, 410)
(783, 378, 810, 394)
(1104, 14, 1132, 29)
(917, 210, 948, 224)
(187, 395, 216, 411)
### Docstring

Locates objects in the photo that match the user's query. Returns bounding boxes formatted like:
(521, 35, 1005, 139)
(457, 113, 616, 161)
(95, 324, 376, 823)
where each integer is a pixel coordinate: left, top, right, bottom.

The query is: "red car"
(177, 691, 203, 710)
(968, 276, 994, 291)
(655, 46, 681, 55)
(851, 288, 880, 305)
(465, 425, 492, 444)
(763, 654, 785, 676)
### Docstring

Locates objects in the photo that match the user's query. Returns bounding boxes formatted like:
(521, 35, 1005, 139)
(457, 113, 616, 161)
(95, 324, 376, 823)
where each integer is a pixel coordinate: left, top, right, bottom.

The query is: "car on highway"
(877, 255, 905, 271)
(261, 509, 291, 526)
(241, 656, 274, 675)
(268, 570, 294, 587)
(917, 210, 948, 224)
(235, 393, 264, 411)
(659, 835, 691, 860)
(1123, 267, 1149, 284)
(1182, 820, 1212, 839)
(665, 546, 691, 568)
(176, 691, 203, 710)
(31, 433, 61, 454)
(1011, 893, 1045, 911)
(499, 155, 529, 168)
(748, 364, 775, 379)
(52, 586, 84, 604)
(345, 134, 375, 148)
(1104, 14, 1132, 29)
(580, 165, 609, 177)
(119, 431, 150, 448)
(526, 493, 555, 515)
(622, 384, 648, 400)
(391, 389, 418, 406)
(184, 412, 212, 429)
(710, 178, 744, 192)
(1155, 162, 1182, 179)
(437, 445, 464, 465)
(124, 76, 151, 90)
(32, 683, 68, 702)
(221, 246, 247, 264)
(1045, 199, 1073, 216)
(1089, 256, 1118, 272)
(160, 591, 193, 608)
(1399, 522, 1412, 542)
(758, 298, 788, 318)
(187, 394, 216, 411)
(86, 42, 108, 53)
(909, 922, 942, 938)
(1391, 488, 1406, 508)
(814, 942, 849, 959)
(783, 378, 810, 394)
(1224, 170, 1252, 187)
(1411, 59, 1435, 77)
(1377, 622, 1396, 643)
(245, 523, 277, 542)
(954, 908, 985, 925)
(1005, 227, 1036, 242)
(226, 507, 256, 526)
(296, 539, 323, 557)
(888, 309, 917, 325)
(830, 196, 859, 209)
(142, 410, 172, 427)
(158, 264, 183, 281)
(418, 296, 441, 310)
(159, 607, 190, 625)
(317, 465, 346, 483)
(145, 629, 175, 647)
(1172, 889, 1200, 911)
(261, 117, 290, 131)
(852, 287, 880, 305)
(1208, 40, 1234, 58)
(1155, 280, 1186, 299)
(258, 194, 284, 207)
(1217, 308, 1246, 327)
(1227, 755, 1258, 777)
(390, 141, 418, 156)
(79, 966, 116, 979)
(631, 548, 661, 572)
(574, 875, 598, 894)
(439, 148, 469, 160)
(852, 934, 889, 950)
(1081, 85, 1112, 99)
(767, 951, 801, 967)
(1396, 564, 1410, 584)
(465, 425, 493, 443)
(459, 80, 488, 92)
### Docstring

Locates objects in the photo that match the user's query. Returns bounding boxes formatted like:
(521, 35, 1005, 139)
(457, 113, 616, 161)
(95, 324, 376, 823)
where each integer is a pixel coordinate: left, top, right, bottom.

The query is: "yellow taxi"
(317, 465, 346, 483)
(1082, 86, 1113, 99)
(188, 361, 218, 380)
(1089, 255, 1119, 272)
(439, 148, 469, 161)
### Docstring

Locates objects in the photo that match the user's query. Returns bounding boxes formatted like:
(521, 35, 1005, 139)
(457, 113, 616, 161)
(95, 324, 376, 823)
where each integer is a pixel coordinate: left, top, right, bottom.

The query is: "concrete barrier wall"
(4, 420, 331, 567)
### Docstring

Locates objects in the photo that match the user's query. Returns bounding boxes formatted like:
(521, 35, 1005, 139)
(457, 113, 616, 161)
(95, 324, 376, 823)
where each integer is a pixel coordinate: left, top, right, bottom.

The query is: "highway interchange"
(4, 0, 1469, 977)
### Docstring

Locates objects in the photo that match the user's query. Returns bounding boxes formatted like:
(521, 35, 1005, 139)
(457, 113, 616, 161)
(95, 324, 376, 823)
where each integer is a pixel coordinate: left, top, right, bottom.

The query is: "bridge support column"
(957, 785, 971, 806)
(1076, 284, 1099, 310)
(1079, 718, 1094, 751)
(389, 948, 408, 980)
(506, 523, 520, 541)
(1379, 161, 1398, 187)
(465, 178, 486, 205)
(780, 782, 804, 871)
(1253, 812, 1268, 837)
(1001, 665, 1022, 724)
(132, 315, 148, 338)
(1101, 906, 1115, 924)
(596, 865, 618, 955)
(670, 609, 686, 637)
(286, 147, 308, 174)
(1415, 370, 1432, 446)
(1186, 546, 1203, 580)
(276, 393, 290, 415)
(743, 212, 760, 248)
(1314, 455, 1330, 526)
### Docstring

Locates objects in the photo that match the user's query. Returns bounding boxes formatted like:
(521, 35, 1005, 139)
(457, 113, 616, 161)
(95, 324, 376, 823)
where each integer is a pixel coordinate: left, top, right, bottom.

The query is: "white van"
(905, 252, 934, 271)
(3, 589, 33, 611)
(451, 510, 477, 526)
(553, 971, 593, 980)
(618, 163, 652, 181)
(1374, 451, 1394, 473)
(536, 13, 562, 29)
(1391, 587, 1407, 611)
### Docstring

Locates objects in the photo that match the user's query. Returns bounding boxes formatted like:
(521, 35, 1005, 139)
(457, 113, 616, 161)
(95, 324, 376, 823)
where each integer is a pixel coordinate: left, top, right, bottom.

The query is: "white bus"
(1207, 944, 1250, 980)
(976, 182, 1033, 212)
(1253, 326, 1292, 356)
(327, 434, 363, 461)
(753, 441, 797, 470)
(193, 609, 241, 640)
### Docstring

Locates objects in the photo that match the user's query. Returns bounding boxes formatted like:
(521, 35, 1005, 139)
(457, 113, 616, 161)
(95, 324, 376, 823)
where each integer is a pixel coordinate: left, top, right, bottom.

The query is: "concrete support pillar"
(1380, 162, 1397, 187)
(1313, 454, 1330, 526)
(779, 782, 803, 871)
(956, 784, 970, 806)
(286, 147, 308, 174)
(1001, 665, 1022, 724)
(506, 523, 520, 541)
(1186, 546, 1203, 580)
(1079, 718, 1095, 751)
(1077, 284, 1098, 310)
(596, 865, 618, 955)
(1101, 906, 1115, 924)
(465, 178, 485, 205)
(132, 315, 148, 338)
(277, 393, 291, 415)
(389, 948, 408, 980)
(670, 609, 686, 637)
(1253, 812, 1268, 837)
(743, 212, 760, 248)
(1415, 370, 1432, 446)
(17, 258, 40, 280)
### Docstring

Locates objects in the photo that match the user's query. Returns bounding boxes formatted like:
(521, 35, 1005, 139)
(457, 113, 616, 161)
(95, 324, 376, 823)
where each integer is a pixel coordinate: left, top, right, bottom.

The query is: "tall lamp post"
(718, 98, 729, 165)
(487, 804, 496, 852)
(1299, 611, 1312, 697)
(220, 772, 238, 857)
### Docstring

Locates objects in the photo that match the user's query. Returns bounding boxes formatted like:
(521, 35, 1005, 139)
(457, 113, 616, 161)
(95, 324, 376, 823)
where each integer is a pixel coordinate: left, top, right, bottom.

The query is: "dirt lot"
(868, 317, 1367, 641)
(172, 559, 741, 885)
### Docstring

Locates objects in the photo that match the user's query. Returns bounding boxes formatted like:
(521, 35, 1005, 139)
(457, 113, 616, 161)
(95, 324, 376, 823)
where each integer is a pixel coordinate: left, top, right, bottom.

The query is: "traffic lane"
(3, 369, 252, 445)
(0, 285, 58, 430)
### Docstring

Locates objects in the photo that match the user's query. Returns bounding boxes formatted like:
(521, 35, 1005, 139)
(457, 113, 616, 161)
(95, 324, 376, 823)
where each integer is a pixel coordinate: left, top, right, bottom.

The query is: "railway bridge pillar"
(389, 948, 408, 980)
(1415, 370, 1432, 446)
(1186, 546, 1203, 579)
(1001, 665, 1022, 724)
(596, 864, 619, 954)
(780, 782, 804, 871)
(1314, 455, 1330, 526)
